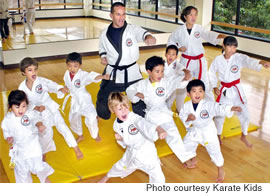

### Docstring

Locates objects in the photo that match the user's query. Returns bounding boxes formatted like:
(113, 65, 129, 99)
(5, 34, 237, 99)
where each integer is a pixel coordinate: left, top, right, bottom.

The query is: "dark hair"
(186, 79, 205, 93)
(223, 36, 238, 47)
(180, 6, 198, 22)
(66, 52, 82, 65)
(145, 56, 165, 71)
(111, 2, 125, 13)
(166, 45, 178, 55)
(19, 57, 38, 73)
(8, 90, 29, 109)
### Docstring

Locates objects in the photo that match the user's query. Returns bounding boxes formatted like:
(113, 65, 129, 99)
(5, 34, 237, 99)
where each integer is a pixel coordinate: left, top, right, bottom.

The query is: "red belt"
(182, 53, 204, 80)
(216, 79, 244, 104)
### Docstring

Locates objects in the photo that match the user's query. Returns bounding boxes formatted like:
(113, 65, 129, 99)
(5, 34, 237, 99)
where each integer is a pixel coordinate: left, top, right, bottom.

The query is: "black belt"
(109, 62, 136, 86)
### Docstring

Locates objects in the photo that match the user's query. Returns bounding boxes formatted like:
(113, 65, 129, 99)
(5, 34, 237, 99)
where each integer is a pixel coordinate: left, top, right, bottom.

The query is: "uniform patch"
(74, 79, 81, 88)
(156, 87, 165, 97)
(173, 62, 177, 69)
(21, 115, 30, 126)
(126, 38, 133, 47)
(35, 84, 43, 94)
(194, 31, 201, 39)
(128, 124, 139, 135)
(200, 110, 209, 119)
(230, 65, 239, 73)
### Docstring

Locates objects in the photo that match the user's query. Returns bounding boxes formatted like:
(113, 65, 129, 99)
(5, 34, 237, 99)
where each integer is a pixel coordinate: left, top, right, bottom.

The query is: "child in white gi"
(1, 90, 54, 183)
(61, 52, 109, 143)
(179, 79, 242, 183)
(164, 45, 190, 112)
(167, 6, 226, 101)
(209, 36, 270, 147)
(126, 56, 195, 168)
(18, 57, 83, 160)
(98, 92, 167, 183)
(24, 0, 35, 34)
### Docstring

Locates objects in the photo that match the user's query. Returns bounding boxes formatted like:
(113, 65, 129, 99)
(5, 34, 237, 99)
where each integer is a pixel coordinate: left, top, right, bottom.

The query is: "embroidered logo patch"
(128, 124, 138, 135)
(74, 79, 81, 88)
(194, 31, 201, 39)
(35, 84, 43, 94)
(156, 87, 165, 97)
(126, 38, 133, 47)
(173, 62, 177, 69)
(230, 65, 239, 73)
(21, 115, 30, 126)
(200, 110, 209, 119)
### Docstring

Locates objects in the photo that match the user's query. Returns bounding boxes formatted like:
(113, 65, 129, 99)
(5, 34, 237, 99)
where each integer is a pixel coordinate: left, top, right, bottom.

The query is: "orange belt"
(182, 53, 204, 80)
(216, 79, 244, 104)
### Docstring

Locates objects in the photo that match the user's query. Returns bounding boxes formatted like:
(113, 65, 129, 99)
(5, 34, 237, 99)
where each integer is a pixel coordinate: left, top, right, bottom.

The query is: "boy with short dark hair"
(126, 56, 195, 167)
(179, 79, 242, 182)
(62, 52, 109, 143)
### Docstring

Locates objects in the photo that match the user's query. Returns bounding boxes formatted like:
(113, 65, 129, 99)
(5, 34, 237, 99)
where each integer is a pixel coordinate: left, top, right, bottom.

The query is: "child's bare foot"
(76, 135, 84, 144)
(95, 134, 101, 142)
(98, 175, 109, 183)
(42, 154, 46, 162)
(218, 135, 223, 145)
(240, 134, 253, 148)
(45, 177, 51, 183)
(216, 168, 225, 183)
(74, 146, 84, 160)
(184, 159, 196, 169)
(191, 157, 197, 166)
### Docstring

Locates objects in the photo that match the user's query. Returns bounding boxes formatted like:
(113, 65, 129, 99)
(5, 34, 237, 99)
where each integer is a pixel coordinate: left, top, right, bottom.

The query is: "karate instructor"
(97, 2, 156, 120)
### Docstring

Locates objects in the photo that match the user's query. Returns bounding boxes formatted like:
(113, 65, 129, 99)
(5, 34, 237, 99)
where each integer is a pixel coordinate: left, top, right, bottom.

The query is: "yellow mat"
(0, 81, 258, 183)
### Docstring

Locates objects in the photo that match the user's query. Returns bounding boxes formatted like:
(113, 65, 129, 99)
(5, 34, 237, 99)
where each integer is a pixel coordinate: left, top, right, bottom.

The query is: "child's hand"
(183, 70, 192, 81)
(186, 114, 196, 122)
(59, 86, 69, 94)
(34, 105, 46, 112)
(101, 57, 108, 65)
(135, 92, 144, 100)
(102, 74, 110, 80)
(156, 126, 167, 140)
(36, 122, 46, 133)
(261, 61, 270, 68)
(231, 106, 242, 112)
(179, 46, 187, 52)
(214, 87, 220, 96)
(115, 133, 123, 141)
(6, 137, 14, 144)
(144, 35, 156, 45)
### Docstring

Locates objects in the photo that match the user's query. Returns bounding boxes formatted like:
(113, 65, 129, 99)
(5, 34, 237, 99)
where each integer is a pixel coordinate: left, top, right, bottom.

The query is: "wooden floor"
(2, 18, 110, 50)
(1, 44, 270, 183)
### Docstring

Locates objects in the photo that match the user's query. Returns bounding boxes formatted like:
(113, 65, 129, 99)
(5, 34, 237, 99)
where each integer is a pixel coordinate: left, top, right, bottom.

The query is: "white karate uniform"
(0, 0, 9, 19)
(179, 99, 233, 167)
(164, 59, 186, 112)
(62, 69, 101, 138)
(126, 75, 194, 163)
(25, 0, 35, 33)
(209, 53, 262, 135)
(168, 24, 220, 100)
(107, 112, 165, 183)
(1, 110, 54, 183)
(99, 22, 151, 84)
(19, 76, 77, 154)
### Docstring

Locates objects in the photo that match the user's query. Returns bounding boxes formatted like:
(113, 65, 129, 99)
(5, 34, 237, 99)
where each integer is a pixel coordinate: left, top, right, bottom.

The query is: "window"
(140, 0, 156, 18)
(126, 0, 139, 15)
(101, 0, 111, 11)
(92, 0, 188, 24)
(40, 0, 65, 9)
(212, 0, 270, 42)
(66, 0, 83, 9)
(159, 0, 178, 22)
